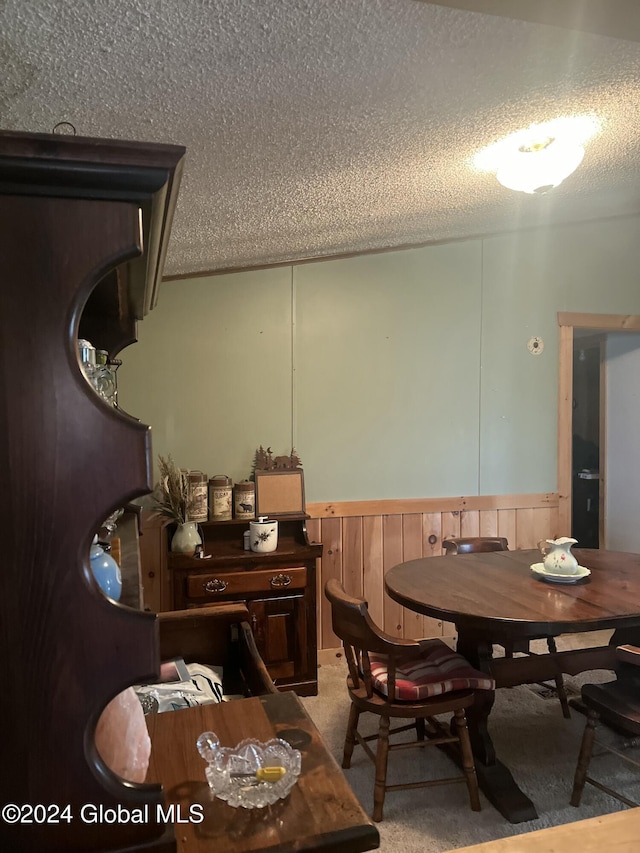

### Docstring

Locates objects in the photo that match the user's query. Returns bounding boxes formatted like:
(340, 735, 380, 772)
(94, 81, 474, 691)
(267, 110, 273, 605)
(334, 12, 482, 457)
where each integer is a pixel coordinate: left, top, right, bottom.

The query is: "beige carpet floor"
(301, 633, 639, 852)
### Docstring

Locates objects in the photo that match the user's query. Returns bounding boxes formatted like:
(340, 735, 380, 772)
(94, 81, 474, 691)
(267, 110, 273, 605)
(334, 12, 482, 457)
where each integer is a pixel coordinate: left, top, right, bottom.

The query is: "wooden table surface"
(385, 548, 640, 825)
(445, 807, 640, 852)
(146, 691, 379, 853)
(385, 548, 640, 638)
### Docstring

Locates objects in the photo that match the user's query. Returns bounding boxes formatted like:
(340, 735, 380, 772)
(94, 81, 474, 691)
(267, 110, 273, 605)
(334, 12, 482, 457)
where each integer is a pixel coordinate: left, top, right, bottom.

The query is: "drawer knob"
(204, 578, 228, 593)
(270, 573, 292, 588)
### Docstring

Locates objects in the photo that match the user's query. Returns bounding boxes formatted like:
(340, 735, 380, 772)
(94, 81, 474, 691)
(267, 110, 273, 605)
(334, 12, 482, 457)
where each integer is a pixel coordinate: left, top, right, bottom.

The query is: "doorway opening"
(557, 312, 640, 545)
(571, 333, 602, 548)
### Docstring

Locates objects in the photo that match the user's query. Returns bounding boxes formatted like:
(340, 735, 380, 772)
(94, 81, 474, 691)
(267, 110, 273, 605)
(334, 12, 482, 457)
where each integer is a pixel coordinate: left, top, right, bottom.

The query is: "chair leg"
(373, 715, 390, 822)
(546, 637, 571, 719)
(342, 702, 360, 769)
(416, 717, 426, 741)
(571, 708, 599, 807)
(555, 674, 571, 719)
(454, 708, 481, 812)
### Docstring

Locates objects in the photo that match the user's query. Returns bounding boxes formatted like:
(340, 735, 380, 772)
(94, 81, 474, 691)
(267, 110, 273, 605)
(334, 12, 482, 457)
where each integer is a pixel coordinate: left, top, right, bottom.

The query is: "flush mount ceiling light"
(473, 116, 601, 194)
(496, 135, 585, 194)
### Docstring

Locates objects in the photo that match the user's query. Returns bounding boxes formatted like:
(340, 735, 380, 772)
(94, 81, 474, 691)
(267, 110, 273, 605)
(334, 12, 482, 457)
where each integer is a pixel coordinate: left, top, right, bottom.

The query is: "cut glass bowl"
(196, 731, 301, 809)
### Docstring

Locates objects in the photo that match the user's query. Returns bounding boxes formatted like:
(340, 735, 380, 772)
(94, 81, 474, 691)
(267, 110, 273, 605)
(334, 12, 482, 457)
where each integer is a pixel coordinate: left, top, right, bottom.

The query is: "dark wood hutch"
(0, 130, 185, 852)
(0, 129, 378, 853)
(168, 515, 322, 695)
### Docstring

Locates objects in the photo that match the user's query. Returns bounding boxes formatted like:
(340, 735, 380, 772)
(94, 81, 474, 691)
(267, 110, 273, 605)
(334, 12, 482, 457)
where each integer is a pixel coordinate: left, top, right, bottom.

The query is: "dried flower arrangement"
(151, 455, 196, 524)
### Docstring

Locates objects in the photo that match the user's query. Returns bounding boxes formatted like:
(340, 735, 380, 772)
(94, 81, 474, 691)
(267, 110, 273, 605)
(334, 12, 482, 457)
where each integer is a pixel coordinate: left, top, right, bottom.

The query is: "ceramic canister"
(249, 516, 278, 553)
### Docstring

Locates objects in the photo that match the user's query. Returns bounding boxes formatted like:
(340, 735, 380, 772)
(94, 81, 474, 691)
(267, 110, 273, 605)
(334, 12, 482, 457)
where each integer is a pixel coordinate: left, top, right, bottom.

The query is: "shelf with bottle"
(77, 338, 121, 407)
(167, 513, 319, 567)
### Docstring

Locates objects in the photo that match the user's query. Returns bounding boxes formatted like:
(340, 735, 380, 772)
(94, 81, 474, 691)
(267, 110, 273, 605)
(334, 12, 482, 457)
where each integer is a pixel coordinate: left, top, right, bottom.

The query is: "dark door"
(572, 340, 600, 548)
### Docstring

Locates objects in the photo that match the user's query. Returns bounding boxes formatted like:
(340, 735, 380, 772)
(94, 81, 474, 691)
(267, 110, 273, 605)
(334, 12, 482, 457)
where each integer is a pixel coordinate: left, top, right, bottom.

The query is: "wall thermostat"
(527, 336, 544, 355)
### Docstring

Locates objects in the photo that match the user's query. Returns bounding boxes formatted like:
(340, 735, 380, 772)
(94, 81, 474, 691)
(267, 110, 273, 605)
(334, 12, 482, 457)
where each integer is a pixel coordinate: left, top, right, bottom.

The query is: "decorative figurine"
(253, 446, 303, 472)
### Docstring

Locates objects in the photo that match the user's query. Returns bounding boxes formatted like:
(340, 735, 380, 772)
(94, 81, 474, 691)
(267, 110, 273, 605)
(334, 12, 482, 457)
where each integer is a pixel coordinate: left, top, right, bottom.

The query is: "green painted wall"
(118, 215, 640, 502)
(481, 216, 640, 495)
(120, 267, 293, 479)
(294, 244, 481, 499)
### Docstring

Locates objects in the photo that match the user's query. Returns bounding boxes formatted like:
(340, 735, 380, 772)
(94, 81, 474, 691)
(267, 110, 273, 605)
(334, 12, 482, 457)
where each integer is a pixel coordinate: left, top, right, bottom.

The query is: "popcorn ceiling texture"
(2, 0, 640, 275)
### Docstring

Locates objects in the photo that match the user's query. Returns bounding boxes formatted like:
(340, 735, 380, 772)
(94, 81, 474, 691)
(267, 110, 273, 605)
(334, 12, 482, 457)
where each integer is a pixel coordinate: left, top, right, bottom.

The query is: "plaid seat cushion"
(369, 639, 495, 701)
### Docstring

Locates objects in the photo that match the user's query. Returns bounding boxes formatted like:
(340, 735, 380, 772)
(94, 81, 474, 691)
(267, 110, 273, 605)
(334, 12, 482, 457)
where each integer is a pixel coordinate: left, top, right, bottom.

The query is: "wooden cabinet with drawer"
(168, 515, 322, 695)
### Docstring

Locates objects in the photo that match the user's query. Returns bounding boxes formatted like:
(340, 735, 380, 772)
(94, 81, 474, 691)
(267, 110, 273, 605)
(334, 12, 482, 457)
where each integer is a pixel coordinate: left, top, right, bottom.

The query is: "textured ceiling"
(2, 0, 640, 276)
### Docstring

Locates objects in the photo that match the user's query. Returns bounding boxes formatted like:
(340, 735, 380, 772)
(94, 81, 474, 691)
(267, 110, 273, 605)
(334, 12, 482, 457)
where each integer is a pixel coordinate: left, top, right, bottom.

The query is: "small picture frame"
(254, 469, 305, 517)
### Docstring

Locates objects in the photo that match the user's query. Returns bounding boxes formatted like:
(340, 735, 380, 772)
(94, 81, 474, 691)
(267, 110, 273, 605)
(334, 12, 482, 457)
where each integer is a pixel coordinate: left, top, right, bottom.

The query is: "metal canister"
(209, 475, 233, 521)
(187, 470, 208, 522)
(234, 479, 255, 520)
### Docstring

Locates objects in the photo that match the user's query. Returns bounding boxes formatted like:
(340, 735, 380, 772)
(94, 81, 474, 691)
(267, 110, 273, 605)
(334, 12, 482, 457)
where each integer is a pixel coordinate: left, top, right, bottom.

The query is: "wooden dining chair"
(442, 537, 571, 719)
(571, 644, 640, 808)
(324, 578, 495, 821)
(443, 537, 509, 555)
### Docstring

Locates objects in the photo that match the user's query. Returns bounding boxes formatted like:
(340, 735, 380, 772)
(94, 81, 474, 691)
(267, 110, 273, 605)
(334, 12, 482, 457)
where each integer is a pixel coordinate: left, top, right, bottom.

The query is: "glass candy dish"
(196, 731, 301, 809)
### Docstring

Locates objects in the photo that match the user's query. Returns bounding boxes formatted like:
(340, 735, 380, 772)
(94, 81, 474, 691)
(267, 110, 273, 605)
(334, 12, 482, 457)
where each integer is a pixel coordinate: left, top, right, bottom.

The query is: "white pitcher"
(539, 537, 579, 575)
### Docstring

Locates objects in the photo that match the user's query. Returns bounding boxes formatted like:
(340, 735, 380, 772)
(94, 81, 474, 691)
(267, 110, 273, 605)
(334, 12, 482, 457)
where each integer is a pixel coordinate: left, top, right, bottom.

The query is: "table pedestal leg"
(456, 631, 539, 823)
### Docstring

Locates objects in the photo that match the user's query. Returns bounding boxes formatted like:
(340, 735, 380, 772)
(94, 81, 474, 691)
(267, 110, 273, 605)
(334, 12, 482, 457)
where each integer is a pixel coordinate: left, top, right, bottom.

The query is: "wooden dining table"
(384, 547, 640, 824)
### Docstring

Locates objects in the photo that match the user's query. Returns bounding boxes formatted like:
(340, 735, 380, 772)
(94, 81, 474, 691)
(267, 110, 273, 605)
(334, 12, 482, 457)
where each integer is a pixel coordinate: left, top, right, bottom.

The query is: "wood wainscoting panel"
(402, 514, 428, 638)
(362, 514, 384, 631)
(420, 512, 448, 637)
(460, 509, 480, 537)
(342, 516, 364, 598)
(480, 509, 498, 537)
(422, 512, 442, 557)
(317, 516, 342, 649)
(382, 514, 404, 639)
(515, 507, 536, 549)
(138, 497, 559, 655)
(498, 508, 517, 544)
(309, 494, 559, 652)
(440, 511, 461, 542)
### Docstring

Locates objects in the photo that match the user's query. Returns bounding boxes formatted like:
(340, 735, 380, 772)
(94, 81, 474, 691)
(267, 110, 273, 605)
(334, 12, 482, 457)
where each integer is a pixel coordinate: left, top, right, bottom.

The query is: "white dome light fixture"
(496, 135, 585, 194)
(473, 116, 600, 195)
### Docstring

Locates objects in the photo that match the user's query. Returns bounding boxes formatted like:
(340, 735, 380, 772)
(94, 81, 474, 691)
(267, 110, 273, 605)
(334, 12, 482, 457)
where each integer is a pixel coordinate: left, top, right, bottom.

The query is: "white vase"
(171, 521, 202, 556)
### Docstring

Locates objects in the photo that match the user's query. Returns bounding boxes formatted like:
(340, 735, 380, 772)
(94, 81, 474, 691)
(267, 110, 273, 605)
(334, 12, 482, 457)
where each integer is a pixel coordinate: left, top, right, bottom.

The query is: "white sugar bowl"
(249, 517, 278, 553)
